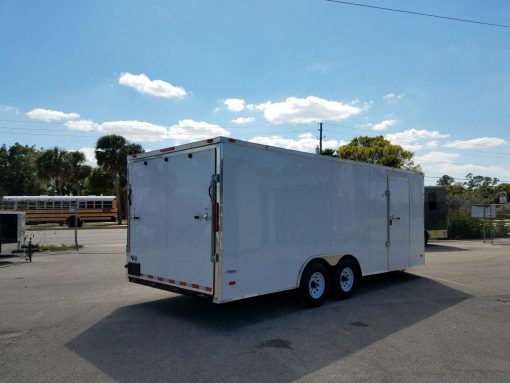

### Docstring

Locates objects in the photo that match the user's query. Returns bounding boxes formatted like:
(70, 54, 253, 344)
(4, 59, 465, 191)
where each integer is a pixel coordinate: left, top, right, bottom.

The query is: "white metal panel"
(129, 148, 215, 292)
(220, 145, 288, 301)
(330, 162, 371, 274)
(388, 177, 411, 270)
(410, 175, 425, 267)
(368, 169, 391, 274)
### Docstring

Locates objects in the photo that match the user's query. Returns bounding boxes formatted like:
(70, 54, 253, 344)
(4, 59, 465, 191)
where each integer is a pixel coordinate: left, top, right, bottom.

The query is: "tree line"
(0, 135, 143, 222)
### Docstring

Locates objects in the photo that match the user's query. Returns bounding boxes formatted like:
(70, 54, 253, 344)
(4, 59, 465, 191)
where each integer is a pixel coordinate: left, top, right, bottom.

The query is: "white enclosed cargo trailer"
(126, 137, 424, 305)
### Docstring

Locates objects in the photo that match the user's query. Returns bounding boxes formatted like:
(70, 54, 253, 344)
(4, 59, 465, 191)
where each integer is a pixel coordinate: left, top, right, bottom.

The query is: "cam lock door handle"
(389, 215, 400, 225)
(194, 213, 209, 220)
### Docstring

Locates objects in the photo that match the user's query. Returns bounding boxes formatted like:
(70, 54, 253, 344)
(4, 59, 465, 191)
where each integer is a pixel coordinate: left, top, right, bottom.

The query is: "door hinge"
(386, 241, 391, 247)
(385, 189, 390, 197)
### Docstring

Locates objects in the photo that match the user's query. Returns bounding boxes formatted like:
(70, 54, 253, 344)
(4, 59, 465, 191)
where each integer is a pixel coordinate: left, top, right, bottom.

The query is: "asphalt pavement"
(0, 229, 509, 382)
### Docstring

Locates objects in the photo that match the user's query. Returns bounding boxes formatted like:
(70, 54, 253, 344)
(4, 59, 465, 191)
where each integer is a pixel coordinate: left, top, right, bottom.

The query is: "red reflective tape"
(228, 138, 236, 142)
(147, 274, 154, 279)
(205, 287, 212, 292)
(191, 283, 199, 289)
(160, 147, 174, 153)
(131, 154, 137, 159)
(168, 279, 175, 284)
(214, 202, 220, 232)
(228, 281, 236, 286)
(206, 139, 214, 143)
(157, 276, 164, 281)
(179, 281, 187, 286)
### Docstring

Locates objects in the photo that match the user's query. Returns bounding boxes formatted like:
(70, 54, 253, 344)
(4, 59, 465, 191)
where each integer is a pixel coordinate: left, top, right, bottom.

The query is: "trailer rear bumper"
(128, 276, 214, 300)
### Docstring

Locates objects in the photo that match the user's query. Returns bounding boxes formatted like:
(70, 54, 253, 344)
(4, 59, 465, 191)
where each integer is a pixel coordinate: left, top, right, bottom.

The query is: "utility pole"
(319, 122, 323, 154)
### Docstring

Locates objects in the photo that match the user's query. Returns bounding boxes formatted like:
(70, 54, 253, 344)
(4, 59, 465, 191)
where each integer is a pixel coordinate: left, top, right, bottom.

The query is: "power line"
(326, 0, 510, 29)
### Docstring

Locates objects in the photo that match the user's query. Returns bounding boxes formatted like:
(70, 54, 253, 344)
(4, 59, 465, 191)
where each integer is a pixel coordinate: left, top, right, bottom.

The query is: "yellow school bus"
(0, 196, 117, 227)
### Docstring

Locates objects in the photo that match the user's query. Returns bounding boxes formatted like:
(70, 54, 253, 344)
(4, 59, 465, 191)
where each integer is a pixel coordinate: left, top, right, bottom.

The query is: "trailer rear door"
(128, 148, 216, 294)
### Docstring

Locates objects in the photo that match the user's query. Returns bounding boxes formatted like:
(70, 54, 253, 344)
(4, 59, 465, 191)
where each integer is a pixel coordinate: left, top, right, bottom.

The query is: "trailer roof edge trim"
(129, 136, 423, 177)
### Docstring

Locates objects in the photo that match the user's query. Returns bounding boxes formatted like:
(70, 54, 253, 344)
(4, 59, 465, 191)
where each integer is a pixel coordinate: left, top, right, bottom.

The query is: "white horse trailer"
(126, 137, 424, 305)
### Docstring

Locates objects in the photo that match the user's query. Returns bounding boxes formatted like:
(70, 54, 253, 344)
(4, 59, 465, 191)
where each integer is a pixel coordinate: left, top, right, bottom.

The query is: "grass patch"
(38, 244, 84, 252)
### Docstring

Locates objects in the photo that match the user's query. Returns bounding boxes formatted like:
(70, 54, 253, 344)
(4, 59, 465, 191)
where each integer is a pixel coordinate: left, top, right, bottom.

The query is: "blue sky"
(1, 0, 509, 184)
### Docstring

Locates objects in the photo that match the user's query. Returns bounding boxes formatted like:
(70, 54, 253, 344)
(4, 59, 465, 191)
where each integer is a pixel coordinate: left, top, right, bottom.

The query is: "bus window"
(2, 201, 14, 209)
(94, 201, 102, 208)
(428, 192, 437, 211)
(19, 201, 28, 209)
(54, 201, 62, 209)
(29, 201, 36, 209)
(79, 201, 86, 209)
(104, 201, 112, 208)
(46, 201, 54, 209)
(62, 201, 69, 209)
(87, 201, 94, 208)
(37, 201, 45, 209)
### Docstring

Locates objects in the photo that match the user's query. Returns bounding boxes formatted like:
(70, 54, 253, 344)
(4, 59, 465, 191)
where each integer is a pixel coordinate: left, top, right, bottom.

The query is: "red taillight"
(131, 154, 137, 159)
(228, 281, 236, 286)
(160, 147, 175, 153)
(207, 139, 214, 143)
(214, 202, 220, 232)
(228, 138, 236, 142)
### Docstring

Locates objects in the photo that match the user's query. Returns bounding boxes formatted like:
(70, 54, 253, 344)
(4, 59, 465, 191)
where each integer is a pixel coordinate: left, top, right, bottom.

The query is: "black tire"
(330, 259, 358, 299)
(424, 231, 429, 246)
(66, 217, 81, 228)
(299, 262, 329, 307)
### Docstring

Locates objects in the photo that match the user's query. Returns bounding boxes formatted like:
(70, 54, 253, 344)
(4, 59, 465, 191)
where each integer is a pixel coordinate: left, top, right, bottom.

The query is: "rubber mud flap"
(127, 262, 141, 276)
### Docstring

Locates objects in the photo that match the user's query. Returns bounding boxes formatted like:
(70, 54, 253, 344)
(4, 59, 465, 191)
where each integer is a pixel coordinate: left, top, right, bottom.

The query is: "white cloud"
(230, 117, 255, 125)
(77, 147, 97, 167)
(249, 132, 345, 153)
(415, 151, 510, 182)
(444, 137, 507, 149)
(224, 98, 246, 112)
(97, 120, 168, 142)
(26, 108, 80, 121)
(118, 72, 187, 99)
(383, 93, 404, 101)
(168, 119, 230, 144)
(248, 96, 363, 124)
(64, 119, 98, 132)
(385, 129, 449, 151)
(0, 105, 17, 113)
(371, 119, 398, 131)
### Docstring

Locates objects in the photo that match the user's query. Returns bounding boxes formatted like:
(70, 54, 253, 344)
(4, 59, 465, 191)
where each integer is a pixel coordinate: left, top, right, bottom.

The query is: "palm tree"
(95, 135, 143, 223)
(36, 147, 71, 195)
(64, 151, 91, 195)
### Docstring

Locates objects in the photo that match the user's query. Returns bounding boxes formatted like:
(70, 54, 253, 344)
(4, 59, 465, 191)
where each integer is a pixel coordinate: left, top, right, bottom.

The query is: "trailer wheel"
(299, 262, 329, 307)
(330, 259, 358, 299)
(66, 217, 82, 228)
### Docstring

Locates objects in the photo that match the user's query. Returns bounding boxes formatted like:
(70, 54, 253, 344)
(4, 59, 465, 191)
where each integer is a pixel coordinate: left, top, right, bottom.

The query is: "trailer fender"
(296, 254, 361, 288)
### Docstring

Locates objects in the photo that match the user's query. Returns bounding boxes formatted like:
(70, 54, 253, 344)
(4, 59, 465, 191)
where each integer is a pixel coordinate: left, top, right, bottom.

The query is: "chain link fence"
(470, 203, 510, 245)
(491, 204, 510, 245)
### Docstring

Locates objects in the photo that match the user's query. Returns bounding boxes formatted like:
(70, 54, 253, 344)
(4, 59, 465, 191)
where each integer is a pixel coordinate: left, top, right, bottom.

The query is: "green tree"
(95, 135, 143, 223)
(83, 168, 115, 195)
(63, 151, 92, 195)
(2, 143, 43, 196)
(338, 136, 418, 170)
(321, 148, 337, 157)
(36, 147, 71, 195)
(437, 175, 455, 186)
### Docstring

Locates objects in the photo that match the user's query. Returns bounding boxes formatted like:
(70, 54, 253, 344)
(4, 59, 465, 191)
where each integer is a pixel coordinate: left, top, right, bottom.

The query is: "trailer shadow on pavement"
(66, 272, 470, 383)
(425, 242, 471, 252)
